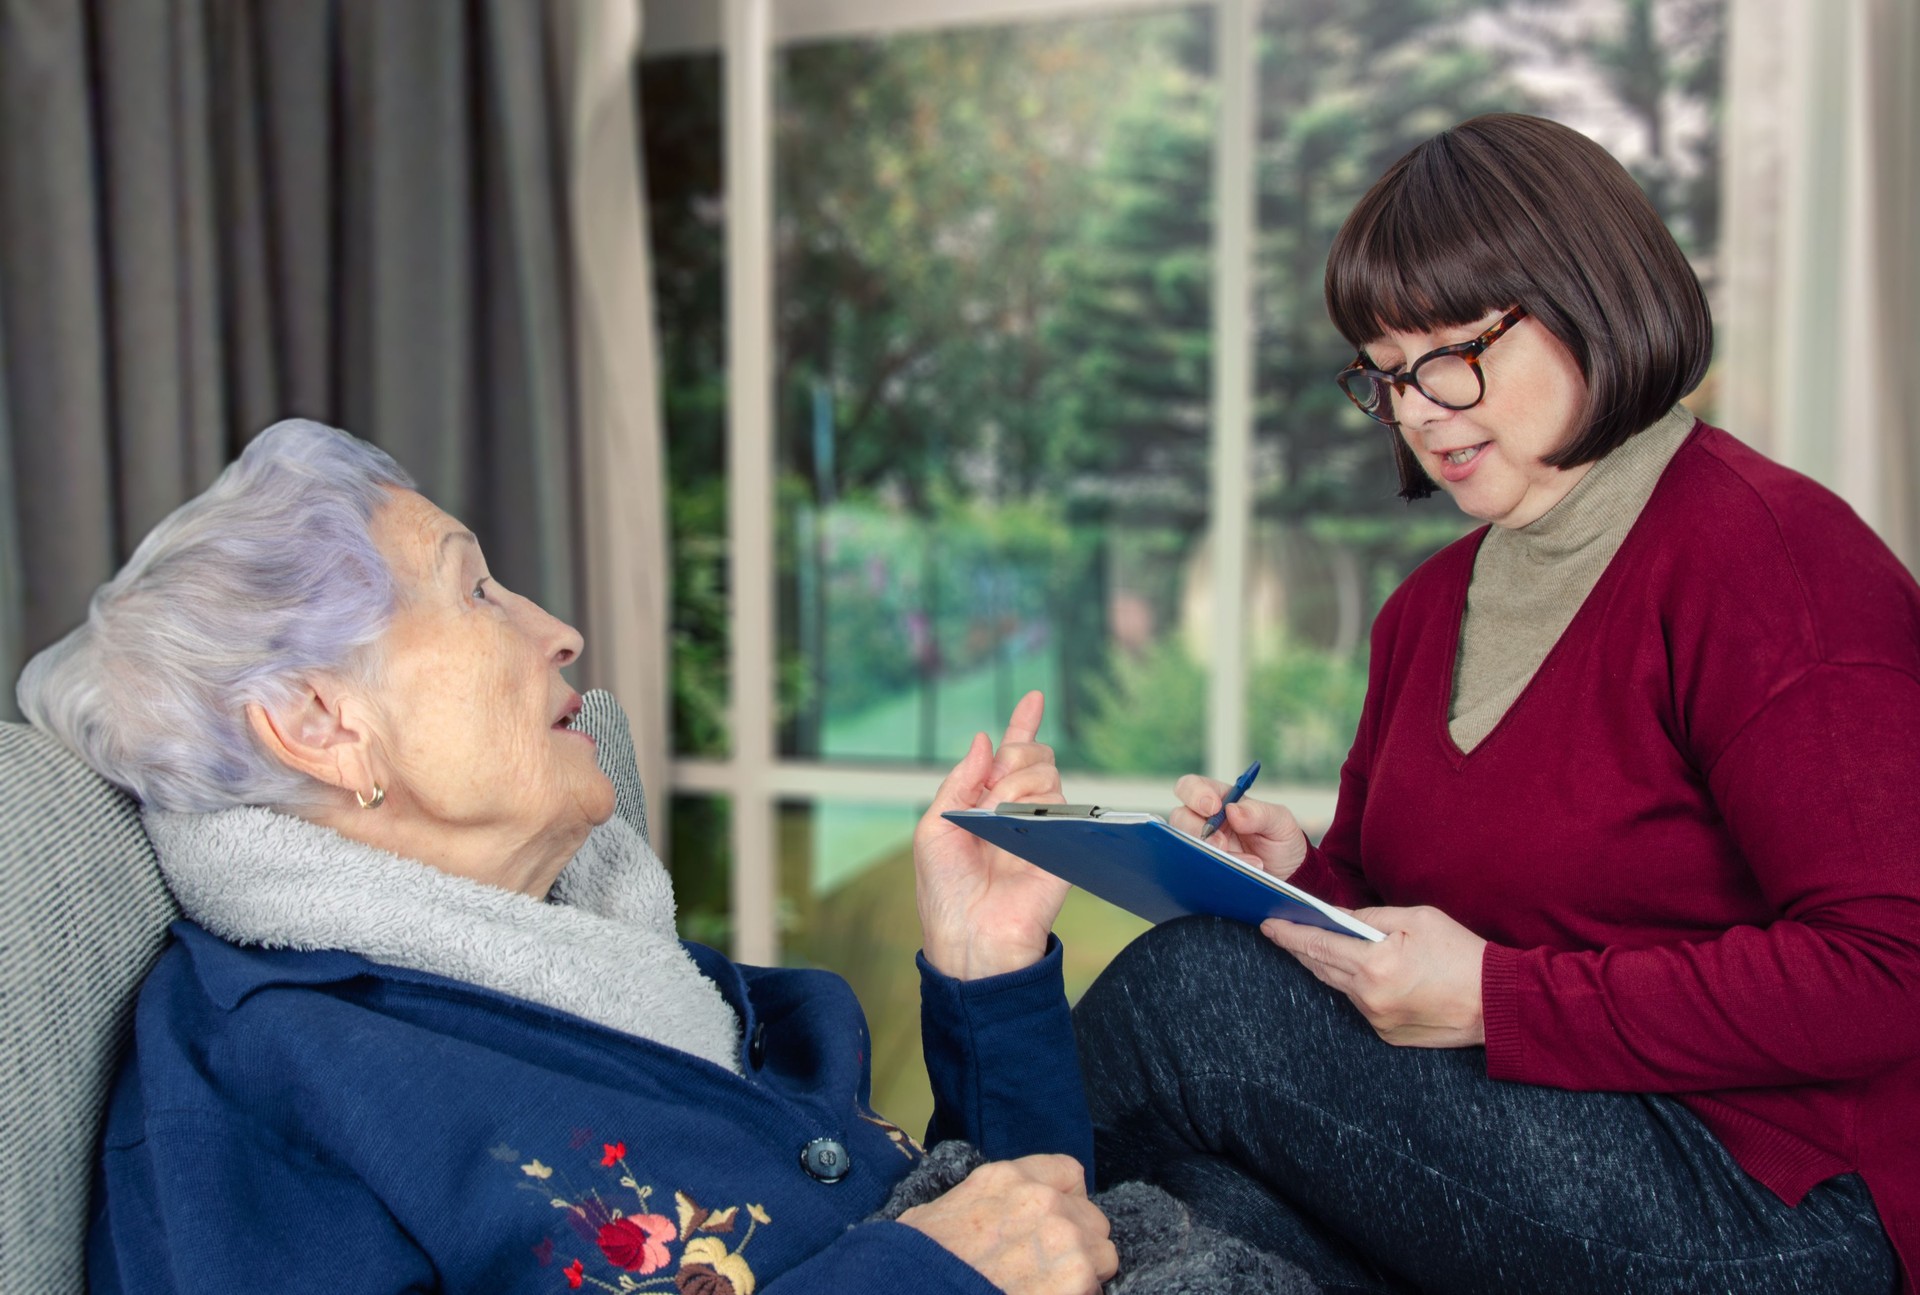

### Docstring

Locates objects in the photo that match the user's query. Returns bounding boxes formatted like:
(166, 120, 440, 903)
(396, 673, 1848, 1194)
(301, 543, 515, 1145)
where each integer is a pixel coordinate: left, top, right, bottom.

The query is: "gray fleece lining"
(143, 806, 743, 1074)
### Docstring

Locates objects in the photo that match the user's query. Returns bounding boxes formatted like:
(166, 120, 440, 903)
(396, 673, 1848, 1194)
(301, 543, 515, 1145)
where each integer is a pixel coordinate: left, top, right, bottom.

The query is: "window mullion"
(724, 0, 780, 965)
(1208, 0, 1257, 781)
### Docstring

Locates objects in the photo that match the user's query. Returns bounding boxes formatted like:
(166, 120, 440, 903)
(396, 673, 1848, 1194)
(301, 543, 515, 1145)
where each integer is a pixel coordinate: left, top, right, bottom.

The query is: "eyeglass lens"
(1342, 351, 1484, 421)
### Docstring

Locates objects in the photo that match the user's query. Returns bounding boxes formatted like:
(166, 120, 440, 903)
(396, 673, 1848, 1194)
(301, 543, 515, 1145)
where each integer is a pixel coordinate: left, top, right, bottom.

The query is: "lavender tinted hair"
(16, 420, 416, 812)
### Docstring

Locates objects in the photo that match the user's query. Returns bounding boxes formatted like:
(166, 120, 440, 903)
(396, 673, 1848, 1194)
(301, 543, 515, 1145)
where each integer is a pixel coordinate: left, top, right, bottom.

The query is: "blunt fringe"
(16, 420, 415, 812)
(1324, 114, 1713, 500)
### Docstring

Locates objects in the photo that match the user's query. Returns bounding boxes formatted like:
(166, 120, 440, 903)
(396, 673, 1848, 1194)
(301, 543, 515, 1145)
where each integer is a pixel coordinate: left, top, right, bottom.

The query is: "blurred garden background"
(642, 0, 1728, 1132)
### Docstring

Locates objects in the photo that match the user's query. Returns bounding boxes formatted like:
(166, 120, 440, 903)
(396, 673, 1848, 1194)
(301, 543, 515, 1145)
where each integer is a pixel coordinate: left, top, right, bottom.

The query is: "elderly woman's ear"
(243, 686, 385, 814)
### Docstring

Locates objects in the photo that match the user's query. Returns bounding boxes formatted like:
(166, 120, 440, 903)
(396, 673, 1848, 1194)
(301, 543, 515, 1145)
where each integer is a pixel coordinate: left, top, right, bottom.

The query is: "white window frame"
(650, 0, 1336, 964)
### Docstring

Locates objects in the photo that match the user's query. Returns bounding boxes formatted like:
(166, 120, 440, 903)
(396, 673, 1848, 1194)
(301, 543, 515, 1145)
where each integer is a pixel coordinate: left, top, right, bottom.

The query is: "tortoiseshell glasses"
(1334, 305, 1529, 425)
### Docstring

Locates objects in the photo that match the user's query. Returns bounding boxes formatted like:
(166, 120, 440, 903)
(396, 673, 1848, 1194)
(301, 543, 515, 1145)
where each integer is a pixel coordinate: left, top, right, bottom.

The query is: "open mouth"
(552, 694, 584, 732)
(1440, 444, 1486, 467)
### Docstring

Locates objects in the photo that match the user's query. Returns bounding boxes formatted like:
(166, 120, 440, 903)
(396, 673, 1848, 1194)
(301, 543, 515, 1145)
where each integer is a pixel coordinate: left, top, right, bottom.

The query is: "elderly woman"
(21, 421, 1120, 1294)
(1073, 114, 1918, 1294)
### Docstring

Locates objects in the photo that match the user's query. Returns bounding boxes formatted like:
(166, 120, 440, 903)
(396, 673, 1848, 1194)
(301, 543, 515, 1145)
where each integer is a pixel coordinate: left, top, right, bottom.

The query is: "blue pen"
(1200, 759, 1261, 839)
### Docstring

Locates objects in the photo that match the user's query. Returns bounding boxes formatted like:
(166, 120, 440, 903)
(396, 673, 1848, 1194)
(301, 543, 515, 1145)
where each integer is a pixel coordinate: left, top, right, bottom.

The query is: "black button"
(800, 1137, 850, 1183)
(748, 1021, 767, 1069)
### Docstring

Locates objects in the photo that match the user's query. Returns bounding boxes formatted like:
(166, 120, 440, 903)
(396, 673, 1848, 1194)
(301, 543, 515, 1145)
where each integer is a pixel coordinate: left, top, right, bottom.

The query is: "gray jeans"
(1072, 916, 1898, 1295)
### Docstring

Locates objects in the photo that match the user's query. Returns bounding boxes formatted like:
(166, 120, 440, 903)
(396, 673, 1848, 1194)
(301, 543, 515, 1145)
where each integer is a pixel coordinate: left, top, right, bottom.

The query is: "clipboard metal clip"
(992, 802, 1103, 818)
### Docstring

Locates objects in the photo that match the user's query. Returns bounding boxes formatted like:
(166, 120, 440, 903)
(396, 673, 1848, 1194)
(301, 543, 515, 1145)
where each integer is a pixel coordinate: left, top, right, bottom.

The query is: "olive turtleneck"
(1449, 405, 1696, 751)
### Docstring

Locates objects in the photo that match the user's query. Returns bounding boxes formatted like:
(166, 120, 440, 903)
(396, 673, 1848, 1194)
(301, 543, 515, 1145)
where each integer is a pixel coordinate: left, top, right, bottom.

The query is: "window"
(643, 0, 1725, 1133)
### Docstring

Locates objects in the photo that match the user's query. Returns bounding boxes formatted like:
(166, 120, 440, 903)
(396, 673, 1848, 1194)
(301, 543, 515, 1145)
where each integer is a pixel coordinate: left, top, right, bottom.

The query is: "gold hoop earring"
(355, 785, 386, 810)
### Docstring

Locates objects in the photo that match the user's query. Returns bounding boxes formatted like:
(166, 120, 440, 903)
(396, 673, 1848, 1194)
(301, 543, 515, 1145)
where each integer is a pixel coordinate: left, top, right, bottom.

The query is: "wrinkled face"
(1369, 310, 1592, 529)
(362, 489, 614, 891)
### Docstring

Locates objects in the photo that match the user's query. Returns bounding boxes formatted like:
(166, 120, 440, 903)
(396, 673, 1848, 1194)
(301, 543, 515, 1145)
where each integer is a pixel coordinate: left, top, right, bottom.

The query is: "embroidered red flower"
(563, 1258, 585, 1288)
(601, 1141, 627, 1166)
(532, 1236, 554, 1266)
(597, 1213, 677, 1273)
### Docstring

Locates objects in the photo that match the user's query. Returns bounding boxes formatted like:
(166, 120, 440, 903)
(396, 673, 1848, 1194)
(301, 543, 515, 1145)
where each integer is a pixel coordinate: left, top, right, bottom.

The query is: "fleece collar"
(143, 806, 742, 1074)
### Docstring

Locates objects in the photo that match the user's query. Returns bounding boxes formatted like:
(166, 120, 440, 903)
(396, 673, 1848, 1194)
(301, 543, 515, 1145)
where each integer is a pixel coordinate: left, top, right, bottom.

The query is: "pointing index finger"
(1000, 690, 1045, 747)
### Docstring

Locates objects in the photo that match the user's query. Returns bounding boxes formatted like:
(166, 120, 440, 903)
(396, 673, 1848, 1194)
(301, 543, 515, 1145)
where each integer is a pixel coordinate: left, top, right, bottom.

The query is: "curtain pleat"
(207, 0, 282, 441)
(0, 282, 21, 721)
(164, 0, 229, 493)
(475, 0, 577, 630)
(0, 0, 118, 673)
(256, 0, 338, 421)
(337, 0, 477, 514)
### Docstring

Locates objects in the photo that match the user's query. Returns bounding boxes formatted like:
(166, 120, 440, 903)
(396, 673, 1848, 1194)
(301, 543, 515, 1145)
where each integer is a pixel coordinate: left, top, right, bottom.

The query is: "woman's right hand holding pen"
(1170, 774, 1309, 882)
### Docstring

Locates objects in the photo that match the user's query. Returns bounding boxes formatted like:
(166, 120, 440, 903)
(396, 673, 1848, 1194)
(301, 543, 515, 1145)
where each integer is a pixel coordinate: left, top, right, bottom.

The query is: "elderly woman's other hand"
(898, 1154, 1118, 1295)
(914, 691, 1071, 980)
(1262, 905, 1488, 1048)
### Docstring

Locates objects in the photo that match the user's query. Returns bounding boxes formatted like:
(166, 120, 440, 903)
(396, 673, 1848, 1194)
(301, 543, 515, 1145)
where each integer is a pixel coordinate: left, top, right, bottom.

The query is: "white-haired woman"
(22, 421, 1117, 1295)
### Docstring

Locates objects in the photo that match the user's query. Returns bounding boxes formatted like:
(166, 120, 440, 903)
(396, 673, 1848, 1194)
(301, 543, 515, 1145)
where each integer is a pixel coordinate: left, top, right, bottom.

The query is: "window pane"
(780, 797, 1149, 1137)
(643, 52, 731, 759)
(668, 793, 733, 953)
(772, 8, 1217, 776)
(1249, 0, 1728, 781)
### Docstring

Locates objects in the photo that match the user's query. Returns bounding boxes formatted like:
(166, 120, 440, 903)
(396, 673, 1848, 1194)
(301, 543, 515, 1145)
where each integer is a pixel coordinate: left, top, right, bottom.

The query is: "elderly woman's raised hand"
(1170, 774, 1308, 881)
(913, 691, 1071, 980)
(897, 1154, 1118, 1295)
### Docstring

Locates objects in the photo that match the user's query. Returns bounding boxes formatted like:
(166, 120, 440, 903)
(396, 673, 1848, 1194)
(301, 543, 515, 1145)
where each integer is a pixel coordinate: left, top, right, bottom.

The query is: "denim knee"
(1074, 915, 1377, 1124)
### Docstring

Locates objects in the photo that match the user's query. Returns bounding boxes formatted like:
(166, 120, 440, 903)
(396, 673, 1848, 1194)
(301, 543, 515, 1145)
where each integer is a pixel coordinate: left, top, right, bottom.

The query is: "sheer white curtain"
(1721, 0, 1920, 570)
(559, 0, 675, 835)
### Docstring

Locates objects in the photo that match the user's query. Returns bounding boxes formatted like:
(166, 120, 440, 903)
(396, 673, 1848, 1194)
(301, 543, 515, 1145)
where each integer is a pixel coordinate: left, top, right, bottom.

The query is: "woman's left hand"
(914, 691, 1072, 981)
(1261, 905, 1488, 1048)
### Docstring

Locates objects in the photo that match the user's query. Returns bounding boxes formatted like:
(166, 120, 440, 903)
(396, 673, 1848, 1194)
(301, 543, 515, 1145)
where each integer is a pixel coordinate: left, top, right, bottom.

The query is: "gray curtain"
(0, 0, 674, 801)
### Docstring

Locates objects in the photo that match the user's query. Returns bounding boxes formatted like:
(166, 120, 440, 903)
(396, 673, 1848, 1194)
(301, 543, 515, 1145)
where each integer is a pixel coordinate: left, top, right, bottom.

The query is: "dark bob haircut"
(1325, 114, 1712, 501)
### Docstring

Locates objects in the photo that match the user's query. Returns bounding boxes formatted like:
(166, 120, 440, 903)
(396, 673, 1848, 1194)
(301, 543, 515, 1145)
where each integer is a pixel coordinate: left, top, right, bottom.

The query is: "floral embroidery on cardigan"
(503, 1136, 771, 1293)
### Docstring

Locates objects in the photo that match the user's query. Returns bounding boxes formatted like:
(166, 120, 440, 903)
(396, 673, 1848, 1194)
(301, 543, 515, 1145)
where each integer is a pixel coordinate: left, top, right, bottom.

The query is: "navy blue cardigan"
(88, 922, 1092, 1293)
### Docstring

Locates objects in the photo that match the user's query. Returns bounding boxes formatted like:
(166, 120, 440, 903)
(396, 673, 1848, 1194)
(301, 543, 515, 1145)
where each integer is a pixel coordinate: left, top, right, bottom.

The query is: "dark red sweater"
(1291, 423, 1920, 1289)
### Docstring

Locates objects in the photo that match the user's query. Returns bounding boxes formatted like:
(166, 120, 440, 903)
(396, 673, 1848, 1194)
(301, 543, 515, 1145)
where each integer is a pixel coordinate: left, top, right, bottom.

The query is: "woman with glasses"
(1073, 114, 1915, 1294)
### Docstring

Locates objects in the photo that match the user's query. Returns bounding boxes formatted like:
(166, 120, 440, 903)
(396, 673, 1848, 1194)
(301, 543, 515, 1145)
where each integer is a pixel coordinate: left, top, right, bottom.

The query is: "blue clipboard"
(943, 804, 1384, 941)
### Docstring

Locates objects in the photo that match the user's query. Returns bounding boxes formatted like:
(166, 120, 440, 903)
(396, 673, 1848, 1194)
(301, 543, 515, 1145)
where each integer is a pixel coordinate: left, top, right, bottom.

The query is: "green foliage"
(1247, 640, 1370, 783)
(775, 20, 1187, 506)
(666, 794, 734, 951)
(1077, 639, 1208, 776)
(669, 478, 729, 758)
(782, 490, 1098, 728)
(1077, 635, 1369, 783)
(645, 0, 1726, 774)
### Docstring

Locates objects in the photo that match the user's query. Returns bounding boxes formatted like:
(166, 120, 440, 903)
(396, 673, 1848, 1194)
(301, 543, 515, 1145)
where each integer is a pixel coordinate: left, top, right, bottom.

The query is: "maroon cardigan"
(1292, 422, 1920, 1291)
